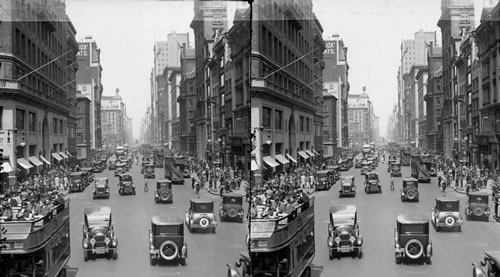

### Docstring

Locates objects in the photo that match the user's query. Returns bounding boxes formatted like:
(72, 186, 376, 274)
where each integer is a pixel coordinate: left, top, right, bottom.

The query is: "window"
(306, 118, 310, 132)
(275, 143, 282, 154)
(28, 112, 36, 132)
(275, 110, 282, 130)
(299, 116, 304, 132)
(59, 119, 64, 134)
(29, 145, 35, 156)
(0, 106, 3, 129)
(16, 109, 25, 130)
(262, 106, 272, 128)
(53, 118, 58, 134)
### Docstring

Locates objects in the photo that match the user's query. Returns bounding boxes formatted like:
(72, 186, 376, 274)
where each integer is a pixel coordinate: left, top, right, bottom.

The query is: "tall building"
(151, 41, 167, 146)
(322, 35, 349, 156)
(438, 0, 474, 158)
(101, 89, 126, 149)
(0, 0, 79, 186)
(75, 36, 103, 151)
(76, 94, 91, 160)
(251, 0, 325, 174)
(178, 45, 197, 155)
(424, 45, 443, 153)
(190, 0, 228, 160)
(348, 88, 373, 146)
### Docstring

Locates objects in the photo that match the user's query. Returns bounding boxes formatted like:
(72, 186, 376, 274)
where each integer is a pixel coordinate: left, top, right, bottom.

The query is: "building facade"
(75, 36, 103, 151)
(178, 45, 197, 155)
(101, 89, 126, 150)
(424, 45, 444, 153)
(0, 0, 78, 184)
(347, 90, 372, 147)
(76, 94, 91, 160)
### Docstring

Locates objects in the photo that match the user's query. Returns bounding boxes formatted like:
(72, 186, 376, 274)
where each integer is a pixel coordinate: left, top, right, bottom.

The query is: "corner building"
(251, 0, 324, 172)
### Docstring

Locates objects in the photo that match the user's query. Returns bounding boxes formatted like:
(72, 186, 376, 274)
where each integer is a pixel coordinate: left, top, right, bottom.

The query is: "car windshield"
(121, 175, 132, 181)
(366, 174, 378, 180)
(399, 223, 426, 234)
(90, 225, 109, 235)
(469, 195, 488, 204)
(437, 201, 459, 211)
(223, 196, 243, 205)
(335, 225, 353, 234)
(154, 225, 182, 235)
(404, 181, 417, 188)
(96, 181, 107, 187)
(157, 182, 171, 189)
(192, 202, 213, 212)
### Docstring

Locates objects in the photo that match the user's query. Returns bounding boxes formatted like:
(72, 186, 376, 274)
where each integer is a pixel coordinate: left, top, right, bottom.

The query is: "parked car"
(70, 172, 85, 193)
(185, 198, 217, 233)
(472, 251, 500, 277)
(93, 177, 110, 200)
(93, 161, 104, 173)
(390, 162, 402, 177)
(81, 167, 94, 184)
(327, 204, 363, 259)
(465, 192, 490, 222)
(388, 158, 397, 172)
(339, 176, 356, 198)
(431, 197, 462, 232)
(364, 172, 381, 194)
(82, 206, 118, 261)
(115, 165, 125, 177)
(394, 214, 432, 265)
(145, 164, 156, 179)
(316, 169, 334, 191)
(154, 179, 173, 203)
(219, 193, 244, 222)
(118, 174, 136, 195)
(149, 216, 187, 266)
(401, 178, 419, 202)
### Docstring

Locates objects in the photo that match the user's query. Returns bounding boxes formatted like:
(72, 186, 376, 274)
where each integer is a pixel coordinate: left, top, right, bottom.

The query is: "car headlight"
(334, 237, 341, 244)
(112, 239, 117, 247)
(83, 239, 88, 248)
(328, 237, 333, 247)
(350, 236, 356, 243)
(105, 237, 111, 245)
(90, 238, 96, 245)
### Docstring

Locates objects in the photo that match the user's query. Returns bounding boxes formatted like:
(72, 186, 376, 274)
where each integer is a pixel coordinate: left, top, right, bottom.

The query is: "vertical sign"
(323, 40, 337, 65)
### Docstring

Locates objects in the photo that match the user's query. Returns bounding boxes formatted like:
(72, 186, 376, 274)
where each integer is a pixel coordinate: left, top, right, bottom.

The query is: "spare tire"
(159, 240, 178, 261)
(405, 239, 424, 259)
(445, 216, 455, 226)
(160, 191, 170, 202)
(227, 207, 238, 218)
(406, 190, 416, 200)
(473, 206, 484, 217)
(199, 217, 209, 228)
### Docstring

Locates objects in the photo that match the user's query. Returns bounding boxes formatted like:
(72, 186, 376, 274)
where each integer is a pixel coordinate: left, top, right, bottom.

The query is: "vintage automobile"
(93, 161, 105, 173)
(339, 160, 350, 171)
(115, 164, 125, 177)
(118, 174, 136, 196)
(327, 205, 363, 259)
(149, 216, 187, 266)
(364, 172, 382, 194)
(401, 178, 419, 202)
(82, 206, 118, 261)
(93, 177, 110, 200)
(108, 160, 117, 170)
(219, 193, 244, 222)
(145, 164, 156, 178)
(394, 214, 432, 264)
(472, 251, 500, 277)
(227, 252, 251, 277)
(390, 162, 402, 177)
(429, 167, 437, 177)
(387, 159, 398, 172)
(431, 198, 462, 232)
(70, 172, 85, 193)
(465, 192, 490, 222)
(185, 198, 217, 233)
(316, 169, 334, 191)
(326, 166, 341, 181)
(360, 161, 373, 175)
(155, 179, 173, 203)
(367, 157, 378, 167)
(339, 176, 356, 198)
(81, 167, 94, 183)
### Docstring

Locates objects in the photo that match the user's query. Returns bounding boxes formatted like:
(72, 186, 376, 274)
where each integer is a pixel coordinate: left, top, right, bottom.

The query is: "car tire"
(150, 255, 156, 266)
(199, 217, 210, 228)
(180, 258, 187, 266)
(405, 239, 424, 259)
(358, 249, 363, 259)
(84, 252, 88, 262)
(395, 255, 401, 264)
(425, 256, 432, 265)
(329, 250, 334, 260)
(473, 206, 484, 217)
(113, 252, 118, 260)
(159, 240, 179, 261)
(457, 226, 462, 232)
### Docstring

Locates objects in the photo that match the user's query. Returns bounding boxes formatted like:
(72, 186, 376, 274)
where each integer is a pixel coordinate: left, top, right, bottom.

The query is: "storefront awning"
(305, 150, 315, 157)
(29, 156, 43, 167)
(251, 159, 259, 171)
(0, 162, 12, 173)
(40, 156, 51, 165)
(59, 152, 68, 159)
(275, 154, 289, 164)
(51, 153, 63, 161)
(312, 149, 320, 156)
(263, 156, 280, 167)
(17, 158, 33, 170)
(298, 151, 309, 159)
(286, 154, 298, 163)
(66, 151, 73, 157)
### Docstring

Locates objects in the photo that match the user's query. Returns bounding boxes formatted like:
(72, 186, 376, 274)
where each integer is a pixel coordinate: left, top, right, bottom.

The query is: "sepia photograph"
(0, 0, 500, 276)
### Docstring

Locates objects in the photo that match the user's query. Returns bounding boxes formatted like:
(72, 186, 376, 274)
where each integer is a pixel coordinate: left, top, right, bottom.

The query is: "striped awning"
(263, 156, 279, 167)
(286, 154, 298, 163)
(17, 158, 33, 170)
(275, 154, 289, 164)
(59, 152, 68, 159)
(40, 156, 51, 165)
(0, 162, 12, 173)
(29, 156, 43, 167)
(251, 160, 259, 171)
(66, 151, 73, 157)
(298, 151, 309, 159)
(312, 149, 320, 155)
(51, 153, 63, 161)
(305, 150, 315, 157)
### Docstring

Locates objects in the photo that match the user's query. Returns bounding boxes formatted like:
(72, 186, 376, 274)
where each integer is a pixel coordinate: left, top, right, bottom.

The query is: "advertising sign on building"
(323, 40, 337, 62)
(77, 42, 90, 66)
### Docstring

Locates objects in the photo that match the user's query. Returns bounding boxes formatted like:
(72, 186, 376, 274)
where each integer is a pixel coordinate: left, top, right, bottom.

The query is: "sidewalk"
(451, 179, 494, 195)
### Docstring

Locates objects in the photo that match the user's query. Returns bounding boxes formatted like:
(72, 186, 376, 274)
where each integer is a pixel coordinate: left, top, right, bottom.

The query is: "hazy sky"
(66, 0, 450, 140)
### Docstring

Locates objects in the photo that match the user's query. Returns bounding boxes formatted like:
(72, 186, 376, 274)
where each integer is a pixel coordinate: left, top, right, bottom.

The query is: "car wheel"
(457, 226, 462, 232)
(113, 252, 118, 260)
(329, 250, 333, 260)
(180, 258, 187, 266)
(358, 249, 363, 259)
(84, 252, 88, 262)
(150, 255, 156, 266)
(425, 256, 432, 265)
(92, 254, 96, 261)
(395, 255, 401, 264)
(159, 240, 179, 260)
(405, 239, 424, 259)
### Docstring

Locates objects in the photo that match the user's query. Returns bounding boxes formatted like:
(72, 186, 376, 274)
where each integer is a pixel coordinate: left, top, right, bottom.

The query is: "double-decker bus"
(0, 197, 70, 277)
(249, 196, 315, 277)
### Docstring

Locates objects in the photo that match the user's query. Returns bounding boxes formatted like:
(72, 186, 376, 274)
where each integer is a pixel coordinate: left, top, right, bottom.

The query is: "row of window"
(11, 108, 65, 135)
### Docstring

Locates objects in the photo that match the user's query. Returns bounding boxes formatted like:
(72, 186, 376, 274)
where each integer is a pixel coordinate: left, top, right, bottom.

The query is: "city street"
(312, 163, 500, 277)
(66, 162, 248, 277)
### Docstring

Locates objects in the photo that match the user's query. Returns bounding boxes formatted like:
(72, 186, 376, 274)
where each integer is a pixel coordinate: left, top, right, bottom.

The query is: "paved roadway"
(66, 161, 248, 277)
(312, 162, 500, 277)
